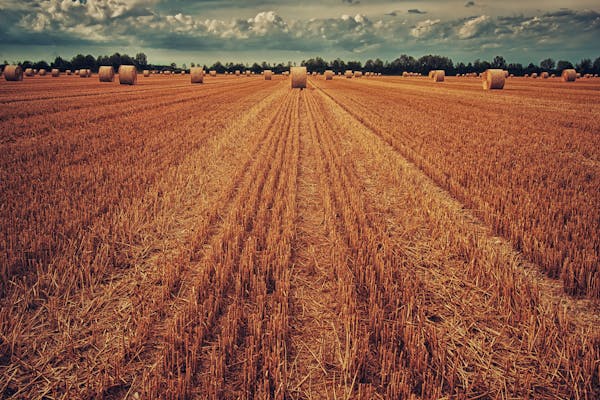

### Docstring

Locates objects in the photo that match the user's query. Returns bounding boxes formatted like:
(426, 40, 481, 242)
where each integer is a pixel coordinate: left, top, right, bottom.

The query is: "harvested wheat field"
(1, 73, 599, 400)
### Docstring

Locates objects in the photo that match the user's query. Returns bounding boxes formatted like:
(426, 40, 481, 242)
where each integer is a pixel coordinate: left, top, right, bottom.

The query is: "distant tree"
(33, 60, 50, 71)
(507, 63, 524, 76)
(134, 52, 148, 67)
(491, 55, 507, 69)
(524, 62, 539, 75)
(556, 60, 574, 71)
(210, 61, 226, 73)
(593, 57, 600, 75)
(190, 62, 195, 68)
(251, 62, 262, 73)
(540, 58, 555, 71)
(473, 59, 491, 73)
(418, 54, 454, 74)
(21, 60, 33, 69)
(170, 62, 177, 69)
(576, 58, 592, 74)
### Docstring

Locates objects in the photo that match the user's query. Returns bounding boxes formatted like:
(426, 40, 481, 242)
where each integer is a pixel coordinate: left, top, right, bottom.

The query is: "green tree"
(556, 60, 574, 71)
(540, 58, 555, 71)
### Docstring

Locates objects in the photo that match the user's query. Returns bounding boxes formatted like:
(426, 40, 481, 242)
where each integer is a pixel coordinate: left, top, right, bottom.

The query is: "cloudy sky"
(1, 0, 599, 66)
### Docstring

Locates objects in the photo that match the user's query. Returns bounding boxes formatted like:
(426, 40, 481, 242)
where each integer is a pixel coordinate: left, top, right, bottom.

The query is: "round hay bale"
(482, 69, 505, 90)
(428, 70, 435, 79)
(245, 70, 251, 77)
(38, 69, 47, 76)
(66, 69, 72, 75)
(3, 65, 23, 81)
(433, 70, 445, 82)
(99, 66, 115, 82)
(504, 70, 509, 78)
(576, 73, 581, 78)
(354, 71, 363, 78)
(190, 67, 204, 84)
(51, 69, 60, 77)
(540, 72, 549, 79)
(561, 69, 577, 82)
(75, 69, 80, 75)
(291, 66, 307, 89)
(531, 73, 538, 78)
(118, 65, 137, 85)
(235, 70, 241, 76)
(143, 70, 150, 77)
(345, 70, 353, 78)
(24, 68, 34, 76)
(33, 69, 38, 74)
(264, 70, 273, 80)
(209, 70, 217, 77)
(402, 71, 408, 77)
(79, 69, 90, 78)
(325, 70, 334, 80)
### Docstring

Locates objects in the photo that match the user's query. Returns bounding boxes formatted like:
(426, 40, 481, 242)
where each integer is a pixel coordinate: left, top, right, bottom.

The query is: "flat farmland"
(1, 73, 599, 399)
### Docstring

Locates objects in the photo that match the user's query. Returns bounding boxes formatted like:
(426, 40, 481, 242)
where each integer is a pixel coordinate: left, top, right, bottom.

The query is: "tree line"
(4, 52, 600, 76)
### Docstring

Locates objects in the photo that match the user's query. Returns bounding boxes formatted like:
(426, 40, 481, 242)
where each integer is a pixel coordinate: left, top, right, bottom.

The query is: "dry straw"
(38, 69, 47, 76)
(118, 65, 137, 85)
(99, 66, 115, 82)
(235, 70, 241, 76)
(482, 69, 505, 90)
(66, 70, 72, 75)
(3, 65, 23, 81)
(190, 67, 204, 83)
(291, 66, 307, 88)
(325, 70, 334, 80)
(531, 73, 538, 78)
(541, 72, 549, 79)
(428, 71, 435, 79)
(143, 70, 150, 77)
(354, 71, 363, 78)
(51, 69, 60, 77)
(561, 69, 577, 82)
(345, 70, 353, 78)
(245, 70, 251, 77)
(402, 71, 408, 77)
(79, 69, 90, 78)
(433, 70, 445, 82)
(24, 68, 34, 77)
(75, 69, 80, 75)
(210, 70, 217, 77)
(264, 70, 272, 80)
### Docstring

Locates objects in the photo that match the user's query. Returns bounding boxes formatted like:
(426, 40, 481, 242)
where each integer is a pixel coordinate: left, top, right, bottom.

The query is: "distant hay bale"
(541, 72, 549, 79)
(291, 66, 307, 89)
(181, 71, 186, 75)
(264, 70, 272, 80)
(190, 67, 204, 83)
(325, 70, 334, 80)
(164, 70, 171, 75)
(531, 73, 538, 78)
(25, 68, 34, 76)
(345, 70, 353, 78)
(66, 69, 72, 75)
(550, 73, 556, 78)
(75, 69, 80, 75)
(402, 71, 408, 77)
(209, 70, 217, 77)
(245, 70, 251, 76)
(99, 66, 115, 82)
(118, 65, 137, 85)
(79, 69, 90, 78)
(428, 70, 435, 79)
(51, 69, 60, 77)
(38, 69, 47, 76)
(3, 65, 23, 81)
(354, 71, 363, 78)
(235, 70, 241, 76)
(33, 69, 38, 74)
(576, 73, 581, 78)
(482, 69, 505, 90)
(524, 74, 529, 78)
(143, 70, 150, 77)
(433, 70, 445, 82)
(561, 69, 577, 82)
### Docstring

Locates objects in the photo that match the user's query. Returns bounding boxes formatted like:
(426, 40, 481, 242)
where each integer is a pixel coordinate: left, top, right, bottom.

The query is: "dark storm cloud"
(464, 1, 475, 7)
(408, 9, 427, 14)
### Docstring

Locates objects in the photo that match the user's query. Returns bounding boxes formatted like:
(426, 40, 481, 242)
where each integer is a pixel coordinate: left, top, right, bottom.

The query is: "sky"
(0, 0, 599, 66)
